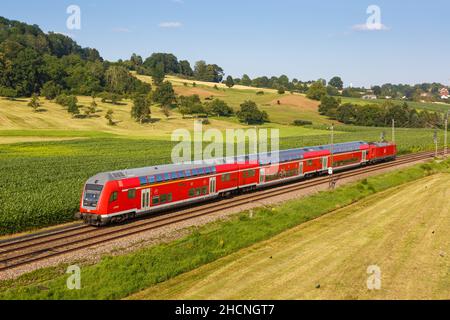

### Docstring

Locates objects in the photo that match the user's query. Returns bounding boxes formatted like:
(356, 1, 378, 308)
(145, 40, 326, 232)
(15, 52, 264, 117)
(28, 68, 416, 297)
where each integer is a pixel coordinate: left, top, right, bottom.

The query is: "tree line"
(319, 95, 445, 129)
(0, 16, 151, 99)
(118, 52, 224, 84)
(0, 16, 226, 99)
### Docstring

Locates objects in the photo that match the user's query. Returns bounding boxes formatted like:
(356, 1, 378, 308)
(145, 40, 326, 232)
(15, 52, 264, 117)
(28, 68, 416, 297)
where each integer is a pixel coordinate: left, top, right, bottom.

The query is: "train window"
(139, 177, 148, 186)
(152, 196, 160, 205)
(128, 189, 136, 199)
(185, 170, 192, 177)
(168, 193, 173, 202)
(164, 173, 170, 180)
(156, 175, 163, 182)
(202, 186, 208, 195)
(109, 191, 118, 203)
(212, 167, 217, 173)
(307, 160, 313, 166)
(161, 194, 167, 203)
(221, 174, 231, 182)
(247, 170, 255, 177)
(205, 167, 211, 174)
(192, 169, 198, 176)
(148, 176, 156, 184)
(196, 188, 202, 196)
(178, 171, 185, 178)
(189, 189, 195, 197)
(198, 168, 205, 175)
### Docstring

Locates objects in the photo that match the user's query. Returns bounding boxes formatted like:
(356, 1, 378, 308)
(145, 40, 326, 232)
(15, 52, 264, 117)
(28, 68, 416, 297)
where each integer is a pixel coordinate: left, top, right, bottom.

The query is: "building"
(440, 88, 449, 99)
(362, 94, 377, 100)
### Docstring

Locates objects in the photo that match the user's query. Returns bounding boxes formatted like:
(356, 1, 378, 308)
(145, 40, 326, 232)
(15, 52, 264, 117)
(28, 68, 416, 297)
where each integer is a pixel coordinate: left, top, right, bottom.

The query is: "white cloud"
(352, 23, 390, 31)
(159, 21, 183, 28)
(112, 27, 131, 33)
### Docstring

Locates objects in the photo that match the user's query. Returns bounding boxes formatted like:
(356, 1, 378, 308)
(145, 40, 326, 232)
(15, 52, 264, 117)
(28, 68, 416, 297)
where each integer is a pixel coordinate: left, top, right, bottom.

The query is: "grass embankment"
(1, 159, 448, 300)
(130, 173, 450, 300)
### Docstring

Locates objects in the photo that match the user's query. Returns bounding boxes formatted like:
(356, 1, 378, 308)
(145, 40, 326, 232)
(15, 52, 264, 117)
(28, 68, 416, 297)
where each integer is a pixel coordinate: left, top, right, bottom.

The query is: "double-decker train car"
(78, 141, 396, 225)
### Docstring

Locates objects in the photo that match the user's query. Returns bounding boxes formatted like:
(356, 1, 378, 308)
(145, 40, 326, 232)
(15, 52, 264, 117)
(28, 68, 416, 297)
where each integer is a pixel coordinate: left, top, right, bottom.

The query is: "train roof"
(369, 142, 393, 147)
(256, 141, 368, 165)
(87, 160, 227, 185)
(87, 141, 370, 185)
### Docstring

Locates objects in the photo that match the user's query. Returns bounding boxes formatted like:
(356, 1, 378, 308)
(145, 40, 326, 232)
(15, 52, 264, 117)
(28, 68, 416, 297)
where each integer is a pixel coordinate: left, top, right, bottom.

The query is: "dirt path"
(129, 174, 450, 300)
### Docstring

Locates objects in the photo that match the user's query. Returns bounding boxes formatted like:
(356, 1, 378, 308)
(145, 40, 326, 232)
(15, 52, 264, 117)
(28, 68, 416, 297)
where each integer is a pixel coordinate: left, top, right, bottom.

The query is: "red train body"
(79, 141, 397, 225)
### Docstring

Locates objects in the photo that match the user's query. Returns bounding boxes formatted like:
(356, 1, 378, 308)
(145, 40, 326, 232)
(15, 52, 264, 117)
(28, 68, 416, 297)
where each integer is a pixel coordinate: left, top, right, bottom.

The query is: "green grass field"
(130, 173, 450, 300)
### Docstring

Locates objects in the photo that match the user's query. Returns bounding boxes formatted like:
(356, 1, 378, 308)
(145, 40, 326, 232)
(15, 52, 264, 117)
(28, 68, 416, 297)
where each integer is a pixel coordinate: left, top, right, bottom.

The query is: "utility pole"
(392, 118, 395, 144)
(331, 123, 334, 169)
(445, 112, 448, 158)
(434, 129, 438, 158)
(329, 123, 335, 189)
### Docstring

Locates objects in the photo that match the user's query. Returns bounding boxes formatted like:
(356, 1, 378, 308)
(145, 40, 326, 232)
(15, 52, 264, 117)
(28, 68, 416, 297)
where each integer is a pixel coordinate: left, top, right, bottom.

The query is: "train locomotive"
(78, 141, 397, 226)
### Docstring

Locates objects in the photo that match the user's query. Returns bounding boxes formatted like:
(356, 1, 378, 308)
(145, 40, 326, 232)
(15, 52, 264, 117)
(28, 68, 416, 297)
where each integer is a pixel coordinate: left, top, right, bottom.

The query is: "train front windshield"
(83, 184, 103, 208)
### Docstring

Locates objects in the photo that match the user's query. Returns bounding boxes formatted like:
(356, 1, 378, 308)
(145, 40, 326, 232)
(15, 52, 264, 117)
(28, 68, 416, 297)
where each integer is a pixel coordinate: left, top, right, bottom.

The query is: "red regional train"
(78, 141, 396, 225)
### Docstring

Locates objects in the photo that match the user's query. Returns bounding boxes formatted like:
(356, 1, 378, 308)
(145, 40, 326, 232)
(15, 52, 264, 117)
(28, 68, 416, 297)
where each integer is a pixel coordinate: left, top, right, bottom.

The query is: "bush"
(0, 87, 19, 100)
(292, 119, 313, 126)
(28, 94, 40, 111)
(41, 81, 62, 100)
(98, 92, 123, 104)
(55, 94, 78, 108)
(205, 99, 234, 117)
(178, 95, 206, 117)
(306, 81, 327, 101)
(237, 100, 269, 125)
(256, 91, 264, 95)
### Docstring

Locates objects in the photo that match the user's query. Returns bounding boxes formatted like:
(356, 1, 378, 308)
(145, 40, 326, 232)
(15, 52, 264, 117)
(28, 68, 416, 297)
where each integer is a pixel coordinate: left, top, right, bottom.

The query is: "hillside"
(0, 74, 332, 143)
(137, 74, 329, 126)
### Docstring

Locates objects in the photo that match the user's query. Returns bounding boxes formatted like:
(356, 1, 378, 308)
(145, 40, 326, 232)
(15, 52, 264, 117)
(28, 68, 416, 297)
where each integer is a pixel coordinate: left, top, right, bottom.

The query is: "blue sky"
(2, 0, 449, 87)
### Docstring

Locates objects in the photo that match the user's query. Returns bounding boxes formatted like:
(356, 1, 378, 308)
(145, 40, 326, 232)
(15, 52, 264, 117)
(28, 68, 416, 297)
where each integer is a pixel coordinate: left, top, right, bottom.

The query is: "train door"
(299, 162, 304, 176)
(362, 150, 367, 162)
(209, 177, 217, 195)
(141, 189, 151, 211)
(259, 168, 265, 184)
(322, 157, 328, 171)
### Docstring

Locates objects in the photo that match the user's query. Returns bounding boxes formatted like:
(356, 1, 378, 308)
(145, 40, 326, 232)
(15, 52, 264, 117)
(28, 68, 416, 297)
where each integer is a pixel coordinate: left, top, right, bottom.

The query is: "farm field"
(130, 173, 450, 300)
(341, 97, 450, 113)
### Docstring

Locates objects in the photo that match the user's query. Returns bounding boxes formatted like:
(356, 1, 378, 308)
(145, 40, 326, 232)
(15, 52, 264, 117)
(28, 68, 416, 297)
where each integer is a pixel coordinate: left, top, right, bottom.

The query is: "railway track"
(0, 150, 443, 273)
